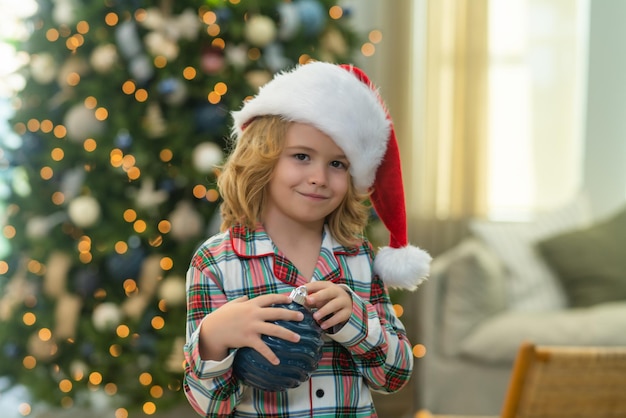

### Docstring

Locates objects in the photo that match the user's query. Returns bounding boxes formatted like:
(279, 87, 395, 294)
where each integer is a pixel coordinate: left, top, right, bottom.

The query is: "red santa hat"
(232, 61, 431, 290)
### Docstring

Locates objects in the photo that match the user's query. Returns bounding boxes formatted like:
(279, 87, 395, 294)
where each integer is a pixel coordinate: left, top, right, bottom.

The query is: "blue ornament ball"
(233, 287, 324, 391)
(105, 246, 146, 282)
(114, 129, 133, 149)
(296, 0, 327, 36)
(73, 267, 101, 298)
(194, 104, 228, 133)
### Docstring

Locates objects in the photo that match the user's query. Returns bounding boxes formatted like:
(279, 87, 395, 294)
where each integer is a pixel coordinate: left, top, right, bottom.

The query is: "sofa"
(415, 196, 626, 415)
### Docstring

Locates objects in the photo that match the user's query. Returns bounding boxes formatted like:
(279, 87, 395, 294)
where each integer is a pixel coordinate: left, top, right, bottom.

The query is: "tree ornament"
(158, 78, 188, 106)
(143, 102, 167, 138)
(233, 286, 324, 391)
(63, 104, 105, 143)
(73, 267, 101, 298)
(67, 195, 101, 228)
(192, 141, 223, 173)
(115, 21, 143, 59)
(27, 333, 57, 361)
(90, 44, 119, 74)
(168, 200, 204, 242)
(105, 246, 146, 282)
(144, 31, 179, 61)
(245, 69, 273, 90)
(114, 129, 133, 149)
(54, 293, 82, 340)
(224, 43, 248, 69)
(29, 53, 57, 84)
(92, 302, 123, 332)
(158, 275, 186, 307)
(244, 15, 277, 47)
(200, 47, 225, 75)
(193, 103, 227, 132)
(52, 0, 77, 25)
(173, 8, 202, 40)
(165, 337, 185, 373)
(128, 54, 154, 84)
(277, 2, 301, 41)
(263, 43, 291, 73)
(132, 177, 169, 210)
(296, 0, 327, 37)
(43, 251, 72, 298)
(60, 167, 86, 201)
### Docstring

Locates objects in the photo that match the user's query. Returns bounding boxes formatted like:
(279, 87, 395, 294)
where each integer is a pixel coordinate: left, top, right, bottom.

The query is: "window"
(487, 0, 589, 220)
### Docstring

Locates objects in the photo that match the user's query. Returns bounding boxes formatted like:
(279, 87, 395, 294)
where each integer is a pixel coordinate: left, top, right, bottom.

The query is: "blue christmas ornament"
(194, 103, 228, 133)
(114, 129, 133, 149)
(73, 267, 101, 298)
(296, 0, 327, 36)
(233, 286, 324, 391)
(105, 246, 146, 282)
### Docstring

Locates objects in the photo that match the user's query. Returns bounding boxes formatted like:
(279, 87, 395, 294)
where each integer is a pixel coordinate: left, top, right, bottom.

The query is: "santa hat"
(232, 61, 431, 290)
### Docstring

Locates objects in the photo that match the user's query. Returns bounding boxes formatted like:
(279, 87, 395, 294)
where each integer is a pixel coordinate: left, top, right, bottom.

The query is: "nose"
(308, 164, 327, 186)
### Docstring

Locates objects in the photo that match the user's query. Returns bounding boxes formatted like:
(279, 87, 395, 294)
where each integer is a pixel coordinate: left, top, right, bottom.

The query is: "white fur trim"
(232, 62, 390, 191)
(374, 245, 432, 291)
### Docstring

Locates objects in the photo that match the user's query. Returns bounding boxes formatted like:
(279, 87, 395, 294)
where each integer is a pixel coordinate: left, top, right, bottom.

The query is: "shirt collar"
(230, 223, 359, 259)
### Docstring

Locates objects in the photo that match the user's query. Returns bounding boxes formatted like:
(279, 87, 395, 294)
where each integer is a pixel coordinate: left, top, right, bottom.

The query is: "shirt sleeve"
(326, 254, 414, 394)
(183, 256, 244, 416)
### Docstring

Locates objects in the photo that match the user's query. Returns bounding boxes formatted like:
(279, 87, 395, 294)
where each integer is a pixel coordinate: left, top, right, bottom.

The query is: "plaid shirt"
(183, 224, 413, 417)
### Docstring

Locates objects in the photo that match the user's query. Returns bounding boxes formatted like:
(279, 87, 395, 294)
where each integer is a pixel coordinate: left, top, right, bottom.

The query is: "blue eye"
(293, 153, 309, 161)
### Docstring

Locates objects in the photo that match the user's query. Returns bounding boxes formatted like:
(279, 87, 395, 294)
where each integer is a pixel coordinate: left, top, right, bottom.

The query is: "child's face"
(264, 122, 350, 229)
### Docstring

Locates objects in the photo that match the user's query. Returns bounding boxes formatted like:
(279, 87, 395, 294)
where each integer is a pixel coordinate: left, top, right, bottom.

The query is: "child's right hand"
(198, 293, 304, 365)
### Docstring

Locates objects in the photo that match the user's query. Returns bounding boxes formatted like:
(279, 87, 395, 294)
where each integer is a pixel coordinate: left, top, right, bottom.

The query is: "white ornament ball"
(26, 216, 51, 239)
(168, 201, 204, 242)
(244, 15, 277, 47)
(192, 142, 223, 173)
(129, 54, 154, 84)
(64, 104, 105, 143)
(30, 53, 57, 84)
(92, 302, 123, 332)
(277, 2, 301, 40)
(245, 69, 273, 90)
(90, 44, 119, 73)
(158, 275, 187, 307)
(68, 195, 101, 228)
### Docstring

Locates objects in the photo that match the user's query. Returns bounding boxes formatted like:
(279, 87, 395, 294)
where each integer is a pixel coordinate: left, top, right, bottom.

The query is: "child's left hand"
(304, 281, 353, 331)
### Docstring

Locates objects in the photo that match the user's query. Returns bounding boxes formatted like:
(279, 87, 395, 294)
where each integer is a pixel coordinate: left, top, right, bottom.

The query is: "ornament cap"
(289, 286, 308, 305)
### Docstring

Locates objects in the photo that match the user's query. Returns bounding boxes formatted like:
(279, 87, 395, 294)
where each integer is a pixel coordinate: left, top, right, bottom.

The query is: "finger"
(260, 322, 301, 343)
(228, 295, 249, 304)
(250, 341, 281, 365)
(251, 293, 293, 306)
(262, 306, 304, 322)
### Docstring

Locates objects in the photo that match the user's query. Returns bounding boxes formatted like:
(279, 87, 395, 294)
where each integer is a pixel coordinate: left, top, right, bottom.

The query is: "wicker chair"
(501, 342, 626, 418)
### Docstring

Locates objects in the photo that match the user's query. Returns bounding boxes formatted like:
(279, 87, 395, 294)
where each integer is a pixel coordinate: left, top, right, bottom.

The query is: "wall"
(584, 0, 626, 219)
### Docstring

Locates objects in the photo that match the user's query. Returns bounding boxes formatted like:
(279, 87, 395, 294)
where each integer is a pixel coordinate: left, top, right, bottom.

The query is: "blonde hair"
(218, 115, 370, 247)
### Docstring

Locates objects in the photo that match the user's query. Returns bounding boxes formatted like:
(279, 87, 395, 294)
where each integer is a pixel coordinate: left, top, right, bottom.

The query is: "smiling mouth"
(300, 192, 328, 200)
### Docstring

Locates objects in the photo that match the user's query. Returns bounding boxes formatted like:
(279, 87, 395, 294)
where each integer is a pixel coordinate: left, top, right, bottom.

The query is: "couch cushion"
(436, 238, 507, 356)
(469, 195, 592, 311)
(536, 205, 626, 307)
(459, 301, 626, 364)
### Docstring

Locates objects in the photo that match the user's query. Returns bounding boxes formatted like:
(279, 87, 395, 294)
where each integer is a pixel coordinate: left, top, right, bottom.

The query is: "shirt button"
(315, 389, 325, 398)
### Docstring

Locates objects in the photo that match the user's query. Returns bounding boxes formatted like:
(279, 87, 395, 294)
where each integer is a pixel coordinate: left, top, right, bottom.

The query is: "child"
(183, 61, 431, 417)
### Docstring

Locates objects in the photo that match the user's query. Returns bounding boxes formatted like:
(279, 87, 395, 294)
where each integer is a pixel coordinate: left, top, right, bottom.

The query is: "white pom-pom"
(374, 245, 432, 291)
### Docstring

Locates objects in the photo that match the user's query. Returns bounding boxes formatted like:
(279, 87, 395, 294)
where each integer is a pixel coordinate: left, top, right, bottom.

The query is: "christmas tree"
(0, 0, 364, 414)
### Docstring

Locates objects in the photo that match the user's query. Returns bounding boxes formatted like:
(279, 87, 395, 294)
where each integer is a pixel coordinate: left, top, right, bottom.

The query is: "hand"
(199, 293, 304, 365)
(304, 281, 353, 331)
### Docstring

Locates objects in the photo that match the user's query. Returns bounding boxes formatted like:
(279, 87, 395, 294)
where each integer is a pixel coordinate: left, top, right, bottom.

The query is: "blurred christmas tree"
(0, 0, 364, 414)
